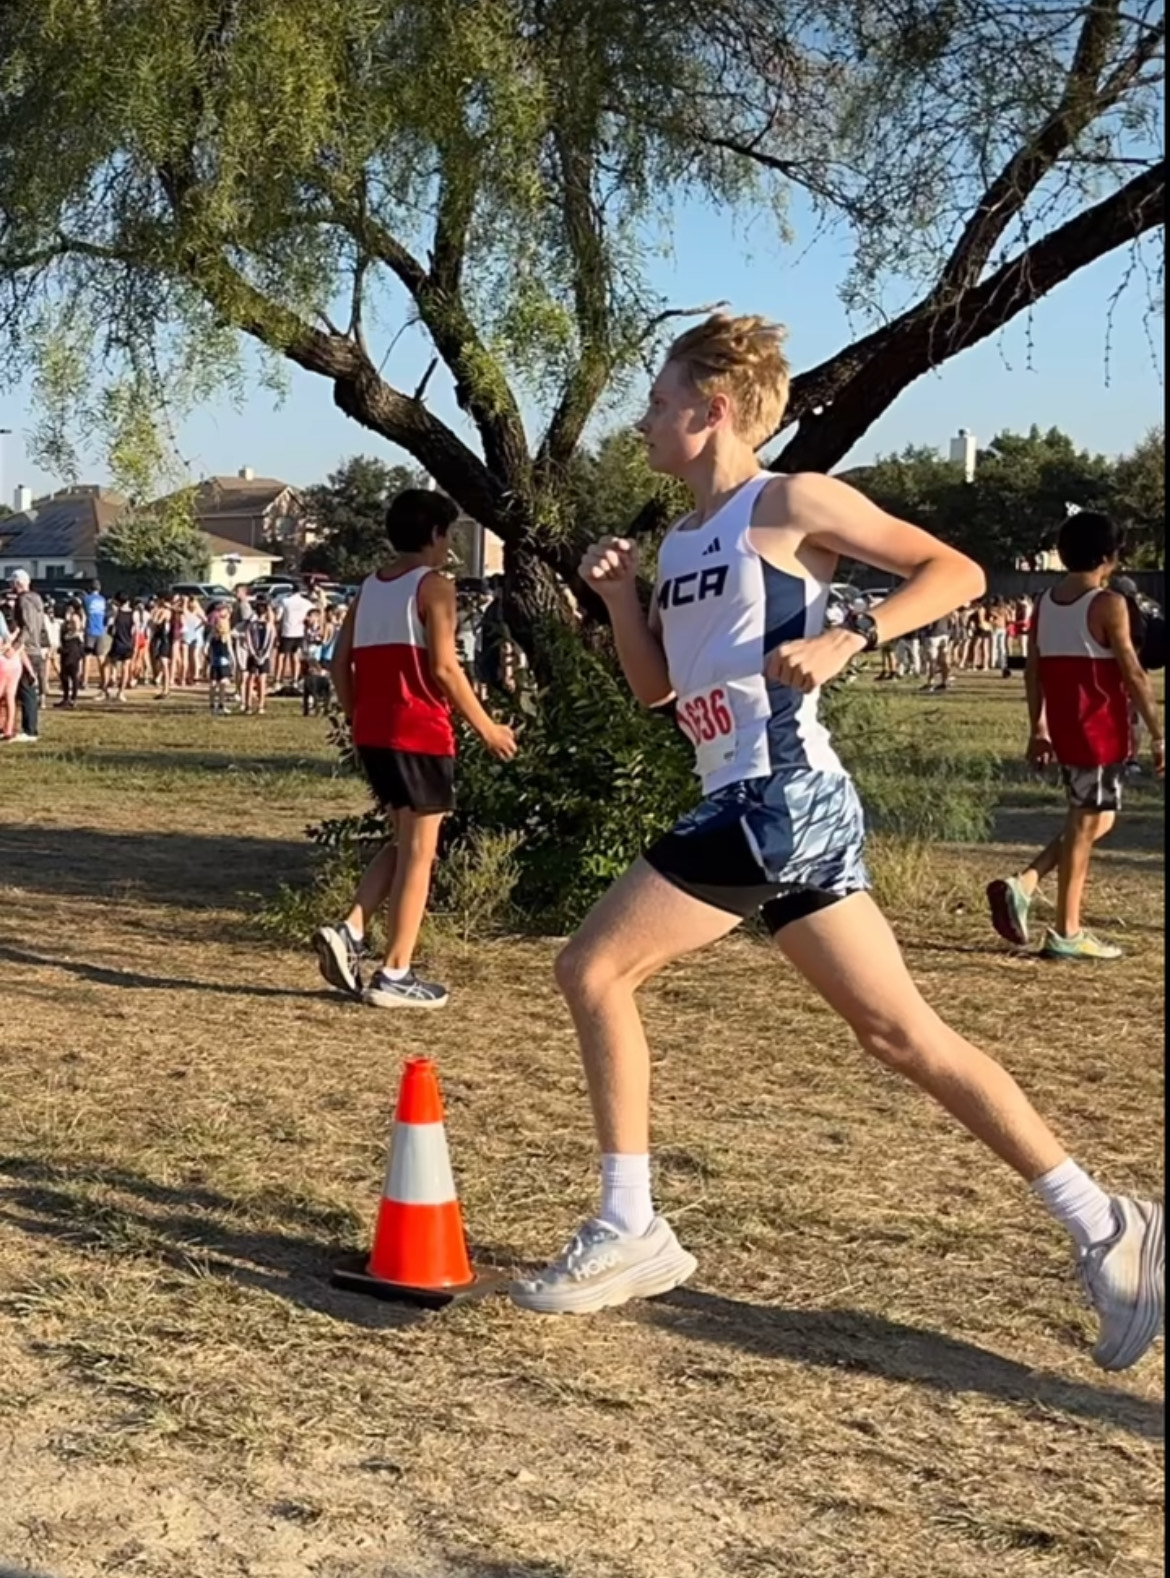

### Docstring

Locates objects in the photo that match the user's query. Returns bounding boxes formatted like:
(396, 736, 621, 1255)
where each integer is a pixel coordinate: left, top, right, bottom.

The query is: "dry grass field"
(0, 676, 1163, 1578)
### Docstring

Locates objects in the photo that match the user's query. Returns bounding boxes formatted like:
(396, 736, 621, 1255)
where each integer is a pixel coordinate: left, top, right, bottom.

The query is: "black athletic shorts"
(358, 746, 456, 814)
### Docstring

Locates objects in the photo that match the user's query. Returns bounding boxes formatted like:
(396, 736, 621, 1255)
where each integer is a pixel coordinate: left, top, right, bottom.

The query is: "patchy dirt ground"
(0, 689, 1163, 1578)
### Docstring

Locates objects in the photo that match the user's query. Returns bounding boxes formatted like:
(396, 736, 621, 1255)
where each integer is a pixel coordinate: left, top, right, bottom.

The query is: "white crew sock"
(600, 1154, 654, 1238)
(378, 966, 410, 982)
(342, 919, 364, 945)
(1032, 1159, 1117, 1251)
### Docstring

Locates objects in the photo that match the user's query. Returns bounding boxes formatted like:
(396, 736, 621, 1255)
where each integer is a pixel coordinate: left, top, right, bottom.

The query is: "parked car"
(171, 581, 236, 605)
(246, 579, 296, 602)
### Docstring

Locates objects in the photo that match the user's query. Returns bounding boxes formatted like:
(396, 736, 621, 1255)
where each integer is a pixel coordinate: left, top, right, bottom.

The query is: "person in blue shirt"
(81, 579, 109, 693)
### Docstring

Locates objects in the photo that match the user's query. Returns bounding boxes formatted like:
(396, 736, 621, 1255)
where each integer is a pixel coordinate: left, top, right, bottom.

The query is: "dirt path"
(0, 700, 1163, 1578)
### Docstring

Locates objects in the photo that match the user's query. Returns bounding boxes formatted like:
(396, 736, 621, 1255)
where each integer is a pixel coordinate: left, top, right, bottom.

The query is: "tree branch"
(636, 298, 731, 346)
(158, 241, 510, 532)
(430, 151, 478, 301)
(937, 2, 1163, 297)
(777, 158, 1166, 474)
(338, 195, 531, 488)
(536, 131, 613, 479)
(665, 126, 880, 224)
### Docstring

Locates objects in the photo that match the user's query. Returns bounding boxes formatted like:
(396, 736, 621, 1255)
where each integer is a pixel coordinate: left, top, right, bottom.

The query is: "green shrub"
(441, 626, 696, 931)
(262, 643, 999, 943)
(431, 827, 525, 939)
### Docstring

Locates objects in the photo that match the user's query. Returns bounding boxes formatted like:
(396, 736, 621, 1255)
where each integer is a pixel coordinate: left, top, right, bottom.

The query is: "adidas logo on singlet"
(701, 537, 722, 556)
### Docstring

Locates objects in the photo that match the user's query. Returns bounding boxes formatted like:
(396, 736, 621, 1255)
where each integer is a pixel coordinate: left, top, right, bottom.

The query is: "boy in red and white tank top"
(988, 512, 1163, 962)
(313, 489, 518, 1009)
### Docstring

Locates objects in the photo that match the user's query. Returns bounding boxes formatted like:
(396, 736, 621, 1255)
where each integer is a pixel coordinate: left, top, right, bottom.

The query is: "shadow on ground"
(991, 804, 1164, 858)
(0, 944, 331, 1002)
(638, 1286, 1163, 1442)
(0, 824, 313, 907)
(53, 747, 342, 780)
(438, 1563, 574, 1578)
(3, 1156, 1162, 1438)
(0, 1155, 423, 1334)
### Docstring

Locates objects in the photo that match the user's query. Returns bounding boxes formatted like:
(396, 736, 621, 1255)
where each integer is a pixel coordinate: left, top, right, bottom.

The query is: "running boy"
(314, 489, 518, 1009)
(987, 512, 1164, 961)
(509, 314, 1163, 1374)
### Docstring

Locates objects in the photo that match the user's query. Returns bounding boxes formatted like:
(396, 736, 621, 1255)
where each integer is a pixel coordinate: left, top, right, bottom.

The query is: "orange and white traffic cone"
(331, 1057, 484, 1308)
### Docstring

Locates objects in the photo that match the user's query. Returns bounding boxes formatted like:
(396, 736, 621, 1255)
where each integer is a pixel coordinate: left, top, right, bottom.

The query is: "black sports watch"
(843, 608, 881, 651)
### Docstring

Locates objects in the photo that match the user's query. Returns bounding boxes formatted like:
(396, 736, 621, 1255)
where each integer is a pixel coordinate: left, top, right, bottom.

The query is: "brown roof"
(0, 487, 127, 563)
(149, 475, 300, 523)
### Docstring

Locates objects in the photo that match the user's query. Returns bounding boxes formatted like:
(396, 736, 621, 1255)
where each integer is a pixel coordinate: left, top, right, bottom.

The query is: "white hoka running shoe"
(510, 1216, 697, 1315)
(1079, 1196, 1164, 1372)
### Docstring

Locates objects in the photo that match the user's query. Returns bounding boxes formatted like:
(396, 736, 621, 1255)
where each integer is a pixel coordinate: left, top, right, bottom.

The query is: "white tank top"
(655, 474, 843, 793)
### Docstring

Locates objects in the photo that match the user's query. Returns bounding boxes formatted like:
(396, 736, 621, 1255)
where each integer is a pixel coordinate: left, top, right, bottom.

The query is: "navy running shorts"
(644, 768, 870, 934)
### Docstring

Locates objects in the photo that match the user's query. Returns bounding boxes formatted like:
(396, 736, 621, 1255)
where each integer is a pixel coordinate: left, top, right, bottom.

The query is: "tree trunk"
(501, 539, 580, 685)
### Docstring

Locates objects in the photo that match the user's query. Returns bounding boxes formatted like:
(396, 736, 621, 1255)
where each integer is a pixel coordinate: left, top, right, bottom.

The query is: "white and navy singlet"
(645, 473, 870, 929)
(655, 473, 843, 793)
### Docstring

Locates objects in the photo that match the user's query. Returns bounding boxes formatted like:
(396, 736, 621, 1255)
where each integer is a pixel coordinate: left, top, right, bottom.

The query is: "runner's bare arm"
(1023, 625, 1054, 765)
(1097, 592, 1164, 763)
(423, 575, 518, 759)
(329, 598, 358, 721)
(771, 472, 986, 640)
(581, 536, 674, 707)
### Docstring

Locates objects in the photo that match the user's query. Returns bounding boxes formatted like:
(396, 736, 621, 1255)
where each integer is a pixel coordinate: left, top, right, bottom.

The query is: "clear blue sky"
(0, 191, 1163, 503)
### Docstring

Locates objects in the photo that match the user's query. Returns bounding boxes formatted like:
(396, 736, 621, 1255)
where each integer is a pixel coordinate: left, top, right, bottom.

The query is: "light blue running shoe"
(986, 876, 1033, 946)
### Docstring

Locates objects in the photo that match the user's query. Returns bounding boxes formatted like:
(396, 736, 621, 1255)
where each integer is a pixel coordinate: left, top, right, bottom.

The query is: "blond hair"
(667, 314, 791, 448)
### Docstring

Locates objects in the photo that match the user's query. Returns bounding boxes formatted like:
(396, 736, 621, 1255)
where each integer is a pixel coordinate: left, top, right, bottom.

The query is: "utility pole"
(0, 428, 11, 511)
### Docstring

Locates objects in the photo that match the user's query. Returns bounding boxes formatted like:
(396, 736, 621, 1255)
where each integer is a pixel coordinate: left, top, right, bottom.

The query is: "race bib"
(676, 684, 738, 778)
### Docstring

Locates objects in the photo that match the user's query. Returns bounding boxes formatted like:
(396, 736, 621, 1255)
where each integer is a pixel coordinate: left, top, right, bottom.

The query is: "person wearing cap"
(6, 570, 45, 742)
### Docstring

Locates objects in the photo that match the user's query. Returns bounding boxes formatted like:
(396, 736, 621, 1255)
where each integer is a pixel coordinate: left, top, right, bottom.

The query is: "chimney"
(14, 484, 32, 513)
(238, 466, 255, 483)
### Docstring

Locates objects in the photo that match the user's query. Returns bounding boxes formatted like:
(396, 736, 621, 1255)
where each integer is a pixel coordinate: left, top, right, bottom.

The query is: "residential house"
(0, 485, 127, 584)
(149, 469, 314, 562)
(202, 534, 284, 588)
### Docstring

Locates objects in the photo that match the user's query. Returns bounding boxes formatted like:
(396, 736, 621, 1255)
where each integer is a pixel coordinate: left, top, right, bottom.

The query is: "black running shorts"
(357, 746, 456, 814)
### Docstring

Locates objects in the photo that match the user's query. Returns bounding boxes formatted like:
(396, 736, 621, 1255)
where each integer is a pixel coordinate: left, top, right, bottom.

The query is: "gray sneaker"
(363, 969, 449, 1010)
(510, 1216, 697, 1315)
(1079, 1197, 1164, 1371)
(313, 925, 364, 997)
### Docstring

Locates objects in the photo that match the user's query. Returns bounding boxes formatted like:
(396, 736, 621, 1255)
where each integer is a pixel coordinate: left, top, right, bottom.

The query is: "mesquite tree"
(1, 1, 1163, 658)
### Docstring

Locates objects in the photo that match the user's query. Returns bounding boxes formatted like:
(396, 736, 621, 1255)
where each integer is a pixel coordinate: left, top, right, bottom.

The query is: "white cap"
(9, 568, 30, 589)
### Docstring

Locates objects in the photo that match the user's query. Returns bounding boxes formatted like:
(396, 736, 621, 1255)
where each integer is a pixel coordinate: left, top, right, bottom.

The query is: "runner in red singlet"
(987, 511, 1164, 961)
(314, 489, 517, 1008)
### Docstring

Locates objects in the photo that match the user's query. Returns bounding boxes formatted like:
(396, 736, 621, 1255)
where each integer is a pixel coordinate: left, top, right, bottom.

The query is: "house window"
(45, 564, 67, 582)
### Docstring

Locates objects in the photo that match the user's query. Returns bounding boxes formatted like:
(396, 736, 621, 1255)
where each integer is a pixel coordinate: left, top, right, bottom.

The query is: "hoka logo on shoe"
(571, 1250, 619, 1282)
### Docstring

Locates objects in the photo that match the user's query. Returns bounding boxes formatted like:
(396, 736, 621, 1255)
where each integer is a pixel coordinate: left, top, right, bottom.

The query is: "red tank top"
(351, 568, 456, 756)
(1036, 590, 1131, 767)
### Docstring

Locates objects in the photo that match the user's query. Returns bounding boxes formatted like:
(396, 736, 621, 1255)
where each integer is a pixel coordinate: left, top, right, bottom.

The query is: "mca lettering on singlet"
(655, 474, 843, 794)
(657, 561, 730, 609)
